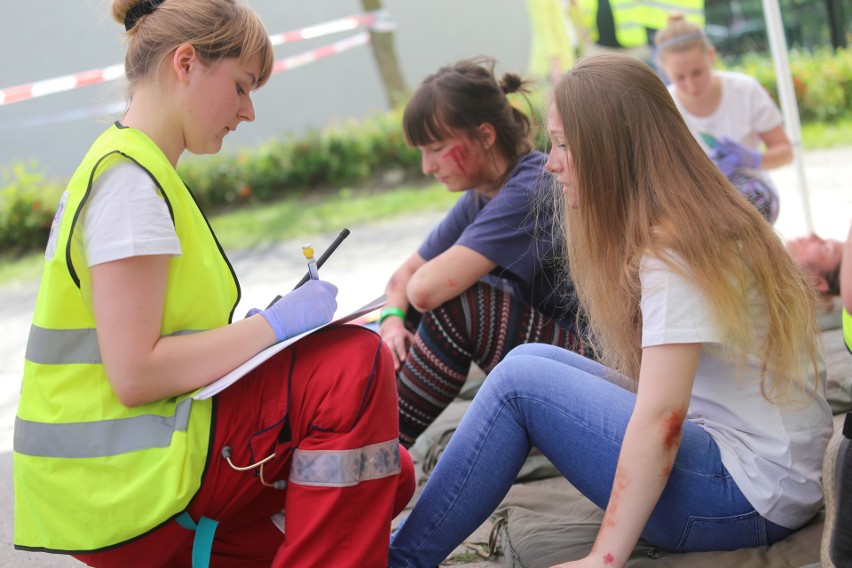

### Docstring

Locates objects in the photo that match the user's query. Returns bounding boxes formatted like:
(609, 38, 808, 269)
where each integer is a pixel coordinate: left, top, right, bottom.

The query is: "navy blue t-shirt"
(418, 151, 575, 323)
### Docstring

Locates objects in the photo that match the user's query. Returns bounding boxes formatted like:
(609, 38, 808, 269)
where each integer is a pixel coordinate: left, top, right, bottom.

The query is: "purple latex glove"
(252, 280, 338, 342)
(711, 137, 762, 177)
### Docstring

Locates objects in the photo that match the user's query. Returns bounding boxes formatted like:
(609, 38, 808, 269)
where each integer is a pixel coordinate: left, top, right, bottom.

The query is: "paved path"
(1, 146, 850, 566)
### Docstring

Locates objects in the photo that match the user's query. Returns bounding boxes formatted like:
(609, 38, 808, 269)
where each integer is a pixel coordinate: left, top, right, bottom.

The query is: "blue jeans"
(389, 344, 794, 567)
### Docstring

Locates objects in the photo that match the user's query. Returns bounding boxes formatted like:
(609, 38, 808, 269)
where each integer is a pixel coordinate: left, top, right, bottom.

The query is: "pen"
(303, 244, 319, 280)
(265, 228, 351, 308)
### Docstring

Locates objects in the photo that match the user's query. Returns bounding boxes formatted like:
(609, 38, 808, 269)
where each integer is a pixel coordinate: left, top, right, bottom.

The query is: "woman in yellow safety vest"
(13, 1, 414, 566)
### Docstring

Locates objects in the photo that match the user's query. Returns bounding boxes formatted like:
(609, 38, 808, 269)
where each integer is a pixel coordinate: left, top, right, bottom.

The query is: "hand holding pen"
(252, 229, 350, 342)
(256, 279, 338, 342)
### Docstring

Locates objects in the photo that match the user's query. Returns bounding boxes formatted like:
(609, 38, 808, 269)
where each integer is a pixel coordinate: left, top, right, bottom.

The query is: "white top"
(640, 254, 833, 529)
(669, 70, 782, 183)
(75, 160, 181, 267)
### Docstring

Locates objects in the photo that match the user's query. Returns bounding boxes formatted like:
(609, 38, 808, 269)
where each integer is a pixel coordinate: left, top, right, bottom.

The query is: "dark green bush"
(0, 163, 64, 256)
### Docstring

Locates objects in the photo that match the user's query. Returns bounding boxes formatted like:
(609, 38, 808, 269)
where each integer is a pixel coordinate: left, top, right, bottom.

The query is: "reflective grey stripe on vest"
(26, 325, 102, 365)
(289, 439, 401, 487)
(25, 324, 201, 365)
(14, 398, 193, 458)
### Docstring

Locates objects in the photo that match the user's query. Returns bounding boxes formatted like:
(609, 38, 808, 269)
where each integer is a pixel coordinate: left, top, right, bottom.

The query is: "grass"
(801, 117, 852, 149)
(209, 181, 457, 251)
(1, 116, 851, 286)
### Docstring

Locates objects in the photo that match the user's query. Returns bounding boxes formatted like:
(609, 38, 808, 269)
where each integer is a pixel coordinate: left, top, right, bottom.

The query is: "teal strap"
(176, 511, 219, 568)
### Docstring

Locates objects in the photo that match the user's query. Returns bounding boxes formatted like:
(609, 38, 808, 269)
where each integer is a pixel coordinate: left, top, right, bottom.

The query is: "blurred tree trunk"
(360, 0, 409, 108)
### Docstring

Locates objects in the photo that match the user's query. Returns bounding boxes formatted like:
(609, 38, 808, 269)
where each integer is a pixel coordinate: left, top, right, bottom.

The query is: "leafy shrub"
(0, 162, 64, 256)
(720, 46, 852, 122)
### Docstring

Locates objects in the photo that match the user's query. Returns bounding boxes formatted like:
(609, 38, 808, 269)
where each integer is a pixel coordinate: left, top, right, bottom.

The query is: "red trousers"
(75, 326, 415, 567)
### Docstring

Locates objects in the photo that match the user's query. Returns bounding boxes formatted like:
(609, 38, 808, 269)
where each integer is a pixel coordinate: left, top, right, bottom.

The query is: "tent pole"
(760, 0, 814, 233)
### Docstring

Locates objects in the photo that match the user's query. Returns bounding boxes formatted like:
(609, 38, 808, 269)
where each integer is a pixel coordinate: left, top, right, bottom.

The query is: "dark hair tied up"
(500, 73, 523, 95)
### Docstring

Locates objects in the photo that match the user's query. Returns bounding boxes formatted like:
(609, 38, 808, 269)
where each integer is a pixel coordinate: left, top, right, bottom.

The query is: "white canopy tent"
(760, 0, 814, 232)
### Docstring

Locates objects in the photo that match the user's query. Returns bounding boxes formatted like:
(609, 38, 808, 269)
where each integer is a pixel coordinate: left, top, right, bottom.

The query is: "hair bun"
(500, 73, 523, 94)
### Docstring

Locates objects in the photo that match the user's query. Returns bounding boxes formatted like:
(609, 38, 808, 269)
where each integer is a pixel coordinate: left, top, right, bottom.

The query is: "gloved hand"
(251, 280, 338, 342)
(710, 137, 762, 177)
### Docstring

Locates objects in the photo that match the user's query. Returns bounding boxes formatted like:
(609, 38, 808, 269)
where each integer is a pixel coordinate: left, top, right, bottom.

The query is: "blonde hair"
(552, 53, 820, 401)
(654, 12, 712, 61)
(110, 0, 273, 95)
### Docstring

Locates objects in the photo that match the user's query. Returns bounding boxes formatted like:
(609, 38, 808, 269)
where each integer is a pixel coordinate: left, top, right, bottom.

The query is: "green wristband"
(379, 306, 407, 324)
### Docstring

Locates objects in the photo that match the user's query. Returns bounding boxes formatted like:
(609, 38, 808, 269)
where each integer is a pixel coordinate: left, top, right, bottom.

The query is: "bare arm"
(380, 252, 425, 369)
(380, 246, 496, 369)
(553, 343, 701, 568)
(406, 245, 496, 312)
(842, 221, 852, 312)
(757, 125, 793, 170)
(92, 254, 275, 407)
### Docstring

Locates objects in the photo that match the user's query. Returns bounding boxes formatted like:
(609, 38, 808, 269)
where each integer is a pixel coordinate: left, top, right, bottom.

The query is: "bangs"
(240, 12, 274, 88)
(402, 86, 453, 146)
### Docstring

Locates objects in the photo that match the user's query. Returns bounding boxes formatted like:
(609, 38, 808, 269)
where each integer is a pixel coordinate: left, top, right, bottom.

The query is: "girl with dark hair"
(379, 57, 588, 448)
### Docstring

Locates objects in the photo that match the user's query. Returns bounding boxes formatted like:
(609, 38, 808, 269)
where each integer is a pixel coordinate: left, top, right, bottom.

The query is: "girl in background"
(655, 13, 793, 224)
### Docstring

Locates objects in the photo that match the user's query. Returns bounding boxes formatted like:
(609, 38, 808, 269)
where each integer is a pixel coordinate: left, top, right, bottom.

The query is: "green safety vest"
(642, 0, 705, 31)
(577, 0, 650, 49)
(14, 124, 240, 552)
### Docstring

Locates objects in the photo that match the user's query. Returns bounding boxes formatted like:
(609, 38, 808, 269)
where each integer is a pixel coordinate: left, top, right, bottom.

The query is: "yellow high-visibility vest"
(14, 123, 239, 552)
(642, 0, 705, 31)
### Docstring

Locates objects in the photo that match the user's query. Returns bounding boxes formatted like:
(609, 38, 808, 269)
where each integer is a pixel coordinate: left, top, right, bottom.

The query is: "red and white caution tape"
(0, 30, 377, 130)
(0, 11, 393, 107)
(268, 10, 390, 47)
(272, 31, 370, 74)
(0, 64, 125, 107)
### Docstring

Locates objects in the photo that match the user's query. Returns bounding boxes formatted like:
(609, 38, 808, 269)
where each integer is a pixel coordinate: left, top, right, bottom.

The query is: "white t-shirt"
(76, 160, 182, 267)
(640, 255, 833, 529)
(669, 71, 782, 183)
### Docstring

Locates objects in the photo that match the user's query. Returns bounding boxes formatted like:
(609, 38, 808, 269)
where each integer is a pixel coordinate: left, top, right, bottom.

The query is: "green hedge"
(2, 47, 851, 257)
(720, 47, 852, 123)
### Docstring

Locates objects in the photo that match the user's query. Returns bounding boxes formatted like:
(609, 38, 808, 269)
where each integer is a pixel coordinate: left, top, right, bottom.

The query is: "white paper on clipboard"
(193, 294, 386, 400)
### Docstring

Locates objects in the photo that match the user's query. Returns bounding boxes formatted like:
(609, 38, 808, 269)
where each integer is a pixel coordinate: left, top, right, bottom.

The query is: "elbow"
(406, 277, 442, 312)
(112, 382, 148, 408)
(775, 146, 794, 167)
(407, 286, 438, 312)
(106, 367, 150, 408)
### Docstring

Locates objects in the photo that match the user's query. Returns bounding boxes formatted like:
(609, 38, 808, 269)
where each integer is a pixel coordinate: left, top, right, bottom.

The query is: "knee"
(506, 342, 561, 360)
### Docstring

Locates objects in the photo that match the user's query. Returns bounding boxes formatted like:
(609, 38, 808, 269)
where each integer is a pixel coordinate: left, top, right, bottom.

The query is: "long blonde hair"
(553, 53, 819, 400)
(111, 0, 274, 95)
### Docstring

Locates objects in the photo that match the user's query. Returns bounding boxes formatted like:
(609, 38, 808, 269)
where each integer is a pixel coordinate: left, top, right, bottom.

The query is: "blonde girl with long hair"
(14, 1, 413, 565)
(389, 53, 832, 568)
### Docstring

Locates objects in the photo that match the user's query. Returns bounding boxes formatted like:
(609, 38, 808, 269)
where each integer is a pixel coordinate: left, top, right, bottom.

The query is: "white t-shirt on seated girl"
(639, 254, 832, 530)
(76, 160, 181, 267)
